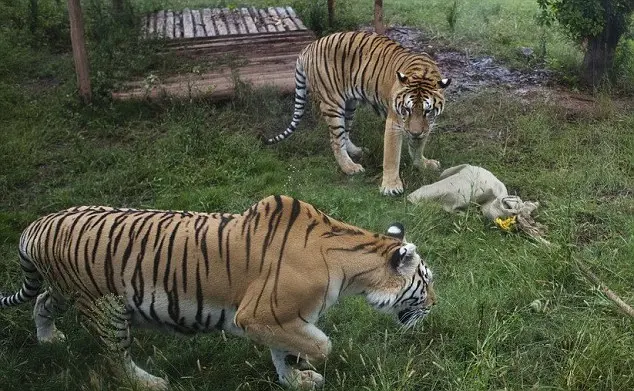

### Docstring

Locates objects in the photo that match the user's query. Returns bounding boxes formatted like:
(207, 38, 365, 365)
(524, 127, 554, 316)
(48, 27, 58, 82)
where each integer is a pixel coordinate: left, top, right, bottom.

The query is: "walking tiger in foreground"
(0, 195, 436, 390)
(261, 31, 451, 196)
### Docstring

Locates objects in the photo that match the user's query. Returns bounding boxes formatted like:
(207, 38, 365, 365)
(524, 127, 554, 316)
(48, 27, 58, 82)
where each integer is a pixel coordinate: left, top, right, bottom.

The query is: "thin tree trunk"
(374, 0, 385, 34)
(327, 0, 335, 26)
(582, 35, 618, 87)
(67, 0, 92, 103)
(29, 0, 39, 33)
(581, 0, 623, 87)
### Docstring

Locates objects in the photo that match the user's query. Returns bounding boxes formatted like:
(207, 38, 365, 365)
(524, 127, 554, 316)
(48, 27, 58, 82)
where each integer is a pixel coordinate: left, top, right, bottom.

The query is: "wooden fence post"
(67, 0, 92, 103)
(327, 0, 335, 26)
(374, 0, 385, 34)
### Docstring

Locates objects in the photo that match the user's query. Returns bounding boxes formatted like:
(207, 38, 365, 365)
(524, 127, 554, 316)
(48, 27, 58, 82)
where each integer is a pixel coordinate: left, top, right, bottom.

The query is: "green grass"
(1, 0, 634, 390)
(1, 84, 633, 390)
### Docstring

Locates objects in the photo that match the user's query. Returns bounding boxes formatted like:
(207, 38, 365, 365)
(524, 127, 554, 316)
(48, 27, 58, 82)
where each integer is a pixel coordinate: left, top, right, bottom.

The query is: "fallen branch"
(574, 257, 634, 319)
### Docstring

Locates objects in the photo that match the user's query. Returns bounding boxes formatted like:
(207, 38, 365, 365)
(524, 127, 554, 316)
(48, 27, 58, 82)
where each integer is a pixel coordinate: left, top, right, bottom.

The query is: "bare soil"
(379, 26, 634, 119)
(383, 26, 551, 96)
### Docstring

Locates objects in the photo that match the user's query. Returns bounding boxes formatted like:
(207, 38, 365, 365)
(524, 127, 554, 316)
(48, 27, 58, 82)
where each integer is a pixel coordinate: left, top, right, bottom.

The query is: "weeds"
(446, 1, 459, 34)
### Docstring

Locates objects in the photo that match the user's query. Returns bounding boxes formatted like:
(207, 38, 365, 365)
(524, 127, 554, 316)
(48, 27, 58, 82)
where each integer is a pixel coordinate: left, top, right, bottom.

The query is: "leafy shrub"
(291, 0, 361, 36)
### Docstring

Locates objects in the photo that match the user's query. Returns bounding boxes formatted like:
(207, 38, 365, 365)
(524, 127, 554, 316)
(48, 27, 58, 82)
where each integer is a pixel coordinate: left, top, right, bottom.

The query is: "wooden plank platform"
(140, 6, 309, 41)
(115, 6, 314, 101)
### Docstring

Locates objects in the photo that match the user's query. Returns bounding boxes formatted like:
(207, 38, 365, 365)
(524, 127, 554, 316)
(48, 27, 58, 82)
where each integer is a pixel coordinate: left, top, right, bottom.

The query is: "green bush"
(291, 0, 361, 36)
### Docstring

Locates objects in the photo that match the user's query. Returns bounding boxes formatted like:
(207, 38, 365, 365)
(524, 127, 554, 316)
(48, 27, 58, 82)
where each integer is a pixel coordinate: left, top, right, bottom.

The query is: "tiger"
(1, 195, 435, 390)
(261, 31, 451, 196)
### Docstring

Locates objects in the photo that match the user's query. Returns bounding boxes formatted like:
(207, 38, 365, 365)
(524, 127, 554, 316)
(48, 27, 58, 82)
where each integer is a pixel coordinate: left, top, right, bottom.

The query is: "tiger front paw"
(421, 158, 441, 170)
(341, 162, 365, 175)
(380, 177, 404, 196)
(281, 369, 325, 390)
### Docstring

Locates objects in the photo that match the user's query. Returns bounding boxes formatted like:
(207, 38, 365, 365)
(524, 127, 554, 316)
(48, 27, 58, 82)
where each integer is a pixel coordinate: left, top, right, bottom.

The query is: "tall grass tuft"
(446, 1, 459, 34)
(291, 0, 361, 37)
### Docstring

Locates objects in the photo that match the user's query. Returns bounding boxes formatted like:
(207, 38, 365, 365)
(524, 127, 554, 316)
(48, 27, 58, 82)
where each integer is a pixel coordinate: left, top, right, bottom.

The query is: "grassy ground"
(1, 0, 634, 390)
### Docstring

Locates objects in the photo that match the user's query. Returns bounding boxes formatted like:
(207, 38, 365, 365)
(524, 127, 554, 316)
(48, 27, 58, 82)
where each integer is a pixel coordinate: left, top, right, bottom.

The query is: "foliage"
(537, 0, 634, 86)
(537, 0, 604, 42)
(537, 0, 633, 42)
(0, 0, 69, 49)
(290, 0, 360, 36)
(615, 37, 634, 85)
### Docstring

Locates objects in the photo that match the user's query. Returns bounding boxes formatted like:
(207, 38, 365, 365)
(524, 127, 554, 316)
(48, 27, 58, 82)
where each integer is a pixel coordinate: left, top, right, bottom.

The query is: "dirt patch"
(382, 26, 551, 98)
(379, 26, 634, 118)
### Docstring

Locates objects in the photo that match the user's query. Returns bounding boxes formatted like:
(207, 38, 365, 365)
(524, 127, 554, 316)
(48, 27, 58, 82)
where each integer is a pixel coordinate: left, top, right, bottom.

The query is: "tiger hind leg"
(344, 100, 364, 159)
(80, 295, 168, 391)
(34, 289, 67, 343)
(320, 101, 364, 175)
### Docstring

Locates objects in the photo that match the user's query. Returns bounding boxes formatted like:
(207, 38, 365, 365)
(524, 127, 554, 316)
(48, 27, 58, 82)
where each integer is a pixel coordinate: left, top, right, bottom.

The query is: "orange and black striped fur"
(1, 195, 435, 390)
(261, 31, 451, 196)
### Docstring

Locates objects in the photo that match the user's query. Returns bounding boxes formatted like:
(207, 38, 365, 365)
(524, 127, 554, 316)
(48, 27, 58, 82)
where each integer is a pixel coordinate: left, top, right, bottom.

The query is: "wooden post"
(374, 0, 385, 34)
(67, 0, 92, 103)
(327, 0, 335, 26)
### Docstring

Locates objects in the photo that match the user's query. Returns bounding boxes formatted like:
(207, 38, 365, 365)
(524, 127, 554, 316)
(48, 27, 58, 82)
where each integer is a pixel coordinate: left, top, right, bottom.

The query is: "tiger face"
(393, 71, 451, 139)
(366, 224, 436, 329)
(388, 243, 436, 329)
(392, 246, 436, 328)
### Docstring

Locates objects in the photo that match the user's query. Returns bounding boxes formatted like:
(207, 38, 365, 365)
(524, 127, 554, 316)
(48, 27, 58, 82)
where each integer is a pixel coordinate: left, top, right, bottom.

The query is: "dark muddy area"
(382, 27, 552, 98)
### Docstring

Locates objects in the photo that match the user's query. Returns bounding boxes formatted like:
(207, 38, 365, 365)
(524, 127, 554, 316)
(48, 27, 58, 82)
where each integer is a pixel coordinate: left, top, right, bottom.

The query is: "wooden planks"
(111, 55, 300, 101)
(117, 6, 315, 102)
(164, 31, 315, 54)
(142, 6, 309, 40)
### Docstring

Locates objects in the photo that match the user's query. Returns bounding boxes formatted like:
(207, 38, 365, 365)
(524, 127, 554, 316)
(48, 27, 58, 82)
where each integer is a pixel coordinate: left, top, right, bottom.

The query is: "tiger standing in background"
(261, 31, 451, 196)
(0, 195, 435, 390)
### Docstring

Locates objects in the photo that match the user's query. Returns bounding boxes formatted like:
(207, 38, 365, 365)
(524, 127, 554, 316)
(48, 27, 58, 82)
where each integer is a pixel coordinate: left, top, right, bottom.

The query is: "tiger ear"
(390, 243, 418, 274)
(396, 71, 408, 84)
(385, 222, 405, 240)
(439, 78, 451, 89)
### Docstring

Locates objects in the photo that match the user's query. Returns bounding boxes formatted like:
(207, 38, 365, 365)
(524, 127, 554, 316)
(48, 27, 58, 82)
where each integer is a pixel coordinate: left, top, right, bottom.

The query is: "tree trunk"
(374, 0, 385, 34)
(29, 0, 38, 33)
(582, 36, 618, 87)
(327, 0, 335, 26)
(67, 0, 92, 103)
(581, 0, 624, 87)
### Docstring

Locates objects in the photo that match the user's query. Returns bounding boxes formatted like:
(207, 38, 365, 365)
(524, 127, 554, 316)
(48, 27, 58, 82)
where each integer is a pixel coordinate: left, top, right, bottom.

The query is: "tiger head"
(366, 223, 436, 329)
(392, 71, 451, 139)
